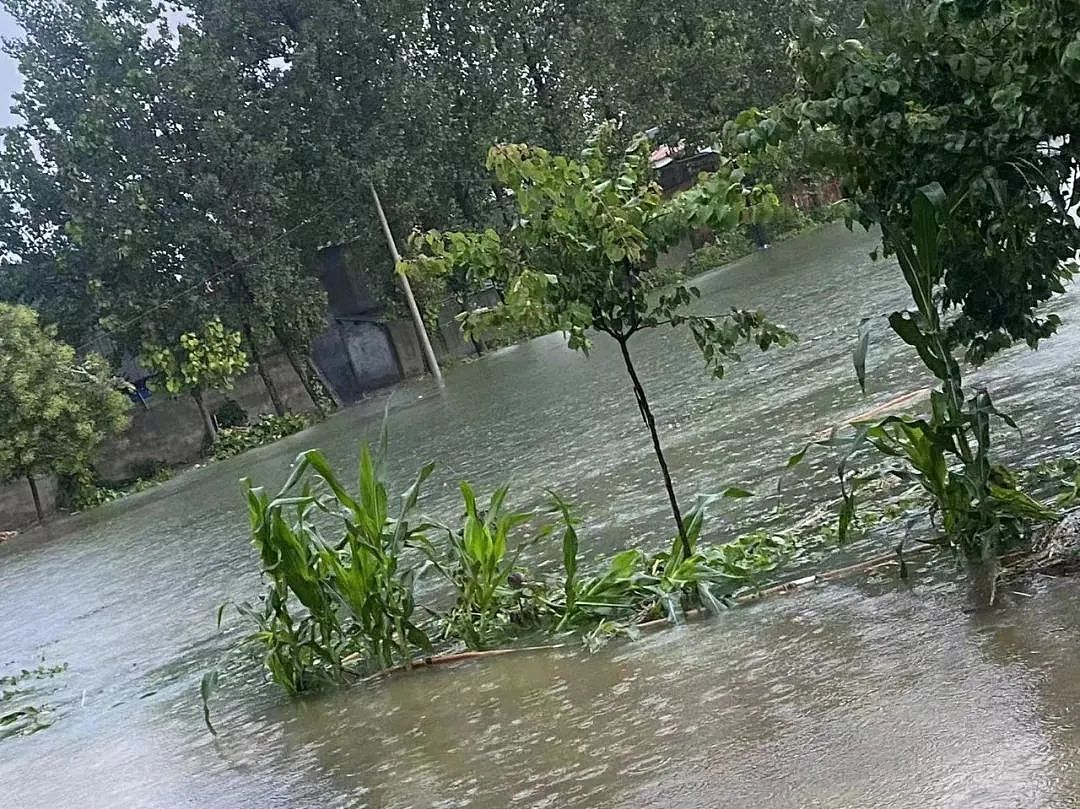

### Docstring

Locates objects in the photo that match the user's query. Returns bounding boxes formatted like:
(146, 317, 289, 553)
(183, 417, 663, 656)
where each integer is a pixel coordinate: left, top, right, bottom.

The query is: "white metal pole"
(369, 181, 445, 387)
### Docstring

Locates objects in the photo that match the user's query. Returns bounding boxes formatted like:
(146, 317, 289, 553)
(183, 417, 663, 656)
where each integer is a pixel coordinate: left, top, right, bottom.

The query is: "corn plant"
(230, 448, 805, 697)
(555, 502, 802, 629)
(414, 482, 547, 650)
(241, 445, 435, 692)
(845, 186, 1058, 562)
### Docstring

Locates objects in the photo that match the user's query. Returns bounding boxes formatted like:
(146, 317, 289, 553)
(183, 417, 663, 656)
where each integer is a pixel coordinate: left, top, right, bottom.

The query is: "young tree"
(404, 125, 793, 555)
(141, 320, 249, 446)
(0, 304, 129, 521)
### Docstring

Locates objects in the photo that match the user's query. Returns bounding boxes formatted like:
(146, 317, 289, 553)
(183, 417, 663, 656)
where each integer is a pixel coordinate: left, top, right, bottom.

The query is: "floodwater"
(3, 223, 1080, 808)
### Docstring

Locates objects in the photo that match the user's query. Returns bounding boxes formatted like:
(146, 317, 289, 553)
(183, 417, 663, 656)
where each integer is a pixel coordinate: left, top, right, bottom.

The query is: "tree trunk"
(614, 335, 690, 558)
(306, 357, 343, 409)
(192, 389, 218, 447)
(284, 346, 327, 417)
(243, 323, 286, 416)
(26, 473, 43, 522)
(268, 324, 335, 415)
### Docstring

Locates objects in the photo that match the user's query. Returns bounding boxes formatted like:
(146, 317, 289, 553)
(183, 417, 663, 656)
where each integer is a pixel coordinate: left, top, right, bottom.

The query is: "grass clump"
(214, 413, 313, 460)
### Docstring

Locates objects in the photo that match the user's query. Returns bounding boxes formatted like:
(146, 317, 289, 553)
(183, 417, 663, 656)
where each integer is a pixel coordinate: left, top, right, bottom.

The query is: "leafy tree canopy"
(783, 0, 1080, 362)
(0, 303, 129, 516)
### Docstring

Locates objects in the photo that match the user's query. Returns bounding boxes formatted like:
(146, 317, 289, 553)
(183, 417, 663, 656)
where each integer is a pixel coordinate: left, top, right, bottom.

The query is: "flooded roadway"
(2, 223, 1079, 808)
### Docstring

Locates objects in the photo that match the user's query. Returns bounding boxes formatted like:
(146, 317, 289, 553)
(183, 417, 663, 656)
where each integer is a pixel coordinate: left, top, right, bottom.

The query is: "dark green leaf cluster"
(0, 303, 129, 487)
(788, 0, 1080, 362)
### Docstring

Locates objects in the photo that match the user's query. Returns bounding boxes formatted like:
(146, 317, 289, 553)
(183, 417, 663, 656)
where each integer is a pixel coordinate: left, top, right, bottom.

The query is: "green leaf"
(1063, 39, 1080, 84)
(786, 444, 811, 469)
(722, 487, 755, 499)
(200, 670, 220, 736)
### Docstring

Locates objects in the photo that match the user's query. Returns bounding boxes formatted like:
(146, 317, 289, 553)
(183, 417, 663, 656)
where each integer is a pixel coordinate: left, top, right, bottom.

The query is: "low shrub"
(65, 466, 174, 511)
(685, 230, 755, 277)
(214, 413, 312, 460)
(214, 399, 249, 429)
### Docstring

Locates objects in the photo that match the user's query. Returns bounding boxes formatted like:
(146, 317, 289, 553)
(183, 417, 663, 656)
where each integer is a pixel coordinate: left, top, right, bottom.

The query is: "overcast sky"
(0, 8, 22, 127)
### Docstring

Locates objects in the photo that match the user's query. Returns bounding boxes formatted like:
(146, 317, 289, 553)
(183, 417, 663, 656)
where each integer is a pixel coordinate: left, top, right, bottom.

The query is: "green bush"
(685, 231, 755, 277)
(213, 413, 311, 460)
(66, 465, 174, 511)
(807, 199, 853, 225)
(766, 203, 810, 237)
(414, 481, 547, 650)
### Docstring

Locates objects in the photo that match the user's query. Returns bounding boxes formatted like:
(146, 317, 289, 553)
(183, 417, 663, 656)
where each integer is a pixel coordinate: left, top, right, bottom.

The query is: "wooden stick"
(845, 388, 931, 424)
(357, 644, 570, 681)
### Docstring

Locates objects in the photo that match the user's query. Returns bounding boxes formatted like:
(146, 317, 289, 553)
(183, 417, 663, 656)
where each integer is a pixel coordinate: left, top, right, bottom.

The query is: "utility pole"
(369, 181, 445, 387)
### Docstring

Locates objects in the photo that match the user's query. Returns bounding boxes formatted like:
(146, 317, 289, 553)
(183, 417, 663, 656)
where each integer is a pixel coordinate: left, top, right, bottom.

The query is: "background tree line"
(0, 0, 867, 385)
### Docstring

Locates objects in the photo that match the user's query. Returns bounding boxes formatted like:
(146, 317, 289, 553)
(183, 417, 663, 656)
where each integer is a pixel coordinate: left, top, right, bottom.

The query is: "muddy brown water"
(3, 223, 1080, 808)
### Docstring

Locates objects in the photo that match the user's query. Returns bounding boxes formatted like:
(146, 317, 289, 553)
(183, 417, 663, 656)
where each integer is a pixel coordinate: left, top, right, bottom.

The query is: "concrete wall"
(384, 301, 480, 378)
(1, 298, 484, 529)
(313, 301, 481, 404)
(96, 351, 312, 482)
(97, 308, 478, 485)
(0, 475, 58, 531)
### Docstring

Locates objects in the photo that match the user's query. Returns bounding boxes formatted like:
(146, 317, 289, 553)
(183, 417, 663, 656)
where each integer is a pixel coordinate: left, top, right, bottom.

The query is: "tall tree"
(0, 0, 330, 414)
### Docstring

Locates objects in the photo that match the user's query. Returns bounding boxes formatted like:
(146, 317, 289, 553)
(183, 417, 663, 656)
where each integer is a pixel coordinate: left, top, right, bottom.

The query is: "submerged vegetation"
(197, 0, 1080, 709)
(837, 193, 1061, 561)
(68, 466, 175, 511)
(227, 438, 1080, 697)
(775, 2, 1080, 564)
(0, 0, 1072, 751)
(0, 663, 68, 741)
(226, 444, 811, 694)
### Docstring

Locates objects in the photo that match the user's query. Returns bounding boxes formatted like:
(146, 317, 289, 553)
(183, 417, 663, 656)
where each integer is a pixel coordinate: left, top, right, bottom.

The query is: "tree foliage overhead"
(580, 0, 869, 147)
(788, 0, 1080, 362)
(0, 0, 327, 393)
(0, 0, 872, 367)
(408, 124, 790, 360)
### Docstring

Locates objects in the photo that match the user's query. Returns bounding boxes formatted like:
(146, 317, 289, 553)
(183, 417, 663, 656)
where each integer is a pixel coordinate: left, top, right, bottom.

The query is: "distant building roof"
(650, 142, 717, 170)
